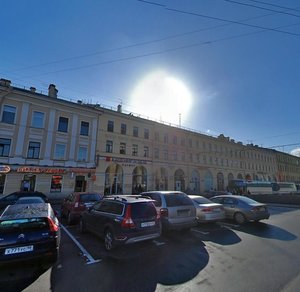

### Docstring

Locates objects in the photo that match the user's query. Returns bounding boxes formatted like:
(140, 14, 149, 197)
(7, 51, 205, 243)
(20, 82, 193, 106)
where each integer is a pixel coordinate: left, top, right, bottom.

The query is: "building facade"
(0, 79, 99, 196)
(1, 78, 300, 196)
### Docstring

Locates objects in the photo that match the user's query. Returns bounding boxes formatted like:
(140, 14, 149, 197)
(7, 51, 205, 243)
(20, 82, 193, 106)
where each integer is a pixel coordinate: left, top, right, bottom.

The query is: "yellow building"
(1, 78, 299, 196)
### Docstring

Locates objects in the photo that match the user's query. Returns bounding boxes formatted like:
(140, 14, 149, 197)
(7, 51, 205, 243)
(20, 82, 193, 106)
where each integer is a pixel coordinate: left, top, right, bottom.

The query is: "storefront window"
(50, 175, 62, 193)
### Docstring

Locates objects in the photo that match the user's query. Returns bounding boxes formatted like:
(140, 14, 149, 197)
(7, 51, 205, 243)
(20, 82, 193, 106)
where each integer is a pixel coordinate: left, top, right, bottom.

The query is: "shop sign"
(0, 165, 11, 174)
(17, 167, 66, 174)
(105, 157, 149, 165)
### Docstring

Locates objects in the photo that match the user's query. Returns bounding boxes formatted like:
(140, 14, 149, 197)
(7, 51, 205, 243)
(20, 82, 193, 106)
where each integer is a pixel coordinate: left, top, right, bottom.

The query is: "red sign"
(0, 165, 10, 174)
(17, 167, 66, 174)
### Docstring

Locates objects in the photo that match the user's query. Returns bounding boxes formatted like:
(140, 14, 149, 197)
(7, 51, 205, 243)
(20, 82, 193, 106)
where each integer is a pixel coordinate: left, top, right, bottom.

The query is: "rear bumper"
(162, 219, 197, 231)
(124, 232, 161, 244)
(247, 212, 270, 221)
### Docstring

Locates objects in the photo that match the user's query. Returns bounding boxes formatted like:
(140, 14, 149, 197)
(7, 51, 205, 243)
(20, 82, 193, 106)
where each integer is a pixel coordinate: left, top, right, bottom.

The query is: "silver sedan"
(189, 195, 225, 223)
(210, 195, 270, 224)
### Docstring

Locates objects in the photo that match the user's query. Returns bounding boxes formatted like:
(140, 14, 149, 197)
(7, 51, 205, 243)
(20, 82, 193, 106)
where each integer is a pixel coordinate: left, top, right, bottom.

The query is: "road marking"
(60, 224, 101, 265)
(153, 239, 166, 246)
(191, 228, 210, 235)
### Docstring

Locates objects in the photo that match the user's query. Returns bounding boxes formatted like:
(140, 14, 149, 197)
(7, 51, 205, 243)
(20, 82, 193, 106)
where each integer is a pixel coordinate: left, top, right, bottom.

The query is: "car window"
(165, 193, 193, 207)
(144, 193, 162, 207)
(79, 193, 101, 202)
(131, 202, 157, 218)
(210, 197, 223, 204)
(192, 197, 212, 204)
(3, 194, 18, 202)
(98, 201, 124, 215)
(223, 197, 236, 205)
(0, 218, 48, 234)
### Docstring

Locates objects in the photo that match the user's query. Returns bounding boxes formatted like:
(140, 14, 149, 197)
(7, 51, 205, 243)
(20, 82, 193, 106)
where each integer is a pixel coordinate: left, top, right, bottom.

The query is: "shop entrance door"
(74, 175, 86, 192)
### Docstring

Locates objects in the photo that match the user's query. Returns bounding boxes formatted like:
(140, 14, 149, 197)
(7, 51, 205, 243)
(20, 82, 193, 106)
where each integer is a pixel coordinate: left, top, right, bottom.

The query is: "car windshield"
(131, 202, 157, 218)
(192, 197, 213, 204)
(165, 193, 193, 207)
(0, 218, 48, 233)
(79, 193, 101, 202)
(15, 197, 45, 204)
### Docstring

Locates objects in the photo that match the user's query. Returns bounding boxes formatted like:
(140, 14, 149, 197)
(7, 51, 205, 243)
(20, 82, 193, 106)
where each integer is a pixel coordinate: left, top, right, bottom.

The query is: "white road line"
(153, 239, 166, 246)
(60, 224, 101, 265)
(191, 228, 210, 235)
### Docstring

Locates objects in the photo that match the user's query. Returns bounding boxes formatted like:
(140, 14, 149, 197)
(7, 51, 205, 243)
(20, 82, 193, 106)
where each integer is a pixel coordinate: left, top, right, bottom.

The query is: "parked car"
(61, 192, 103, 225)
(0, 191, 48, 214)
(80, 195, 161, 251)
(188, 195, 225, 223)
(140, 191, 197, 231)
(210, 195, 270, 224)
(0, 203, 60, 267)
(15, 196, 45, 205)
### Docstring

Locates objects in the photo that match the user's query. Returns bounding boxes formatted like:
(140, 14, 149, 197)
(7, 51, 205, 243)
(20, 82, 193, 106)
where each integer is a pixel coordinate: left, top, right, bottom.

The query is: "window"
(164, 150, 168, 160)
(133, 126, 138, 137)
(31, 111, 44, 128)
(144, 129, 149, 139)
(189, 139, 192, 147)
(173, 136, 177, 145)
(181, 152, 185, 161)
(164, 134, 168, 144)
(144, 146, 149, 157)
(154, 148, 159, 159)
(0, 138, 11, 157)
(107, 120, 114, 132)
(1, 105, 16, 124)
(173, 151, 177, 161)
(132, 144, 138, 156)
(50, 175, 62, 193)
(58, 117, 68, 132)
(120, 142, 126, 154)
(27, 142, 40, 159)
(121, 123, 126, 135)
(80, 121, 89, 136)
(189, 153, 193, 162)
(106, 140, 113, 153)
(181, 138, 185, 146)
(154, 132, 159, 141)
(78, 147, 87, 161)
(54, 144, 66, 160)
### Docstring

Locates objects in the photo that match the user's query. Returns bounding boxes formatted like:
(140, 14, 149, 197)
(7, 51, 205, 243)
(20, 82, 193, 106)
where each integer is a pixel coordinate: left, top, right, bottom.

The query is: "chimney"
(117, 104, 122, 113)
(0, 78, 11, 87)
(48, 84, 58, 98)
(30, 87, 36, 93)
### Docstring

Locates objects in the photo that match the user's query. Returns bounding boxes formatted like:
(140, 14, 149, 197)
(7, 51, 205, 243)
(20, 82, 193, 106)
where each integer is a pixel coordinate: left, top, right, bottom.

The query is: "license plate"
(5, 245, 34, 255)
(177, 210, 189, 216)
(141, 221, 155, 227)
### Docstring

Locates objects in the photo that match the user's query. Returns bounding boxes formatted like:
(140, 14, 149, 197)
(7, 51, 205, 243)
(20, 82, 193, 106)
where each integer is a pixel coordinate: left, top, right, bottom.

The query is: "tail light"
(160, 208, 168, 217)
(202, 208, 213, 212)
(121, 205, 135, 228)
(48, 217, 59, 232)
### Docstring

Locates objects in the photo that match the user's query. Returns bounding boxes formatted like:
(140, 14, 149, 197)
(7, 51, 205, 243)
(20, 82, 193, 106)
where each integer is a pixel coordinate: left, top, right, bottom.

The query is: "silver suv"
(140, 191, 197, 231)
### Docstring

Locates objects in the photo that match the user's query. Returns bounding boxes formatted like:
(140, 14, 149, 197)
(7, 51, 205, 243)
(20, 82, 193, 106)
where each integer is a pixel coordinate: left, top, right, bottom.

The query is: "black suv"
(0, 203, 60, 267)
(80, 195, 161, 251)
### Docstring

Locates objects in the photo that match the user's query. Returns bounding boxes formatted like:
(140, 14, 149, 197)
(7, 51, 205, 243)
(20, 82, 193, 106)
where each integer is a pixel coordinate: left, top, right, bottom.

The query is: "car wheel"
(67, 212, 73, 225)
(104, 229, 115, 251)
(79, 217, 86, 233)
(234, 212, 246, 224)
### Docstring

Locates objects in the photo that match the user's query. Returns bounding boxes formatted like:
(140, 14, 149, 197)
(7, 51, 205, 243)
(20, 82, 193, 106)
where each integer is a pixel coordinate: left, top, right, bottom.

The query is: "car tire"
(104, 229, 115, 251)
(234, 212, 246, 224)
(67, 212, 73, 225)
(79, 217, 86, 233)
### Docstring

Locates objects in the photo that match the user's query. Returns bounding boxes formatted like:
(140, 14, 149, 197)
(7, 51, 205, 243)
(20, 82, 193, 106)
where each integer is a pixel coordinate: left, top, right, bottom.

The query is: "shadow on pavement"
(232, 222, 297, 241)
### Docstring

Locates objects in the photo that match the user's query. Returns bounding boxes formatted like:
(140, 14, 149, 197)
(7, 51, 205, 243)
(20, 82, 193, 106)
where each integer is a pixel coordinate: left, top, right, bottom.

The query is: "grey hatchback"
(140, 191, 197, 231)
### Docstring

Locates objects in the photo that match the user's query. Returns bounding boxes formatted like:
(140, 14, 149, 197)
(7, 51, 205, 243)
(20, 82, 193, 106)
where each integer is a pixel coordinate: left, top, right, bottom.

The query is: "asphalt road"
(1, 205, 300, 292)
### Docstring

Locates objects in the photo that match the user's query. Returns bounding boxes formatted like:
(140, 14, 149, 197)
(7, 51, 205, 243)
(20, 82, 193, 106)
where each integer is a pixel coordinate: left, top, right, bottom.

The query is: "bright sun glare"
(129, 70, 193, 125)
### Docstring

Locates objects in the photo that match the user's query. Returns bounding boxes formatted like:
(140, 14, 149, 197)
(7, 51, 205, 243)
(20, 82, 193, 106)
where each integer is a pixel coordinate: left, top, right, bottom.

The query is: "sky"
(1, 0, 300, 156)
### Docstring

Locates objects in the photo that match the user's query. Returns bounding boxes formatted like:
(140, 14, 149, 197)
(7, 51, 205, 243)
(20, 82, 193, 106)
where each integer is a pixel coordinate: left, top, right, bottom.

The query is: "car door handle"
(114, 218, 121, 222)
